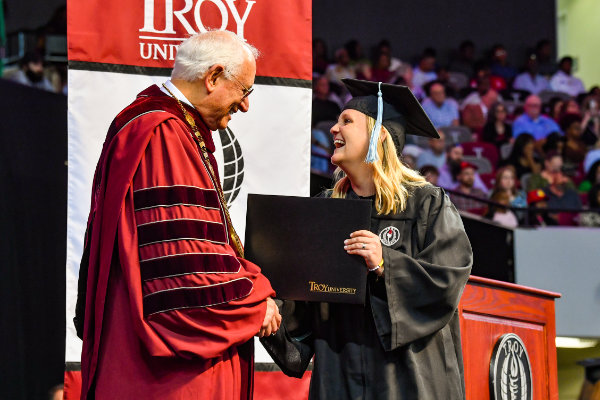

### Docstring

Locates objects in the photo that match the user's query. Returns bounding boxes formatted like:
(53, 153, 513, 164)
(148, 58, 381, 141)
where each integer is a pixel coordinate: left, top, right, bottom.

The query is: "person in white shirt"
(412, 54, 437, 90)
(513, 54, 550, 95)
(550, 56, 586, 97)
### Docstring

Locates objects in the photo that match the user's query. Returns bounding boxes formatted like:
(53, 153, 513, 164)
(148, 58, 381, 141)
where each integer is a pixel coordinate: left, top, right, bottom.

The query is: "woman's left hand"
(344, 230, 383, 273)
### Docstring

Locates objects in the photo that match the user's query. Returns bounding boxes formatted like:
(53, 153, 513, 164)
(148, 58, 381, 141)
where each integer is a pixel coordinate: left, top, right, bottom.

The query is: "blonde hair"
(331, 115, 428, 214)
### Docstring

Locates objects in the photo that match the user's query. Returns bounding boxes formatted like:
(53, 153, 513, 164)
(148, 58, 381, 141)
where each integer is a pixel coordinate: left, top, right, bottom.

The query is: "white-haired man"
(75, 31, 280, 400)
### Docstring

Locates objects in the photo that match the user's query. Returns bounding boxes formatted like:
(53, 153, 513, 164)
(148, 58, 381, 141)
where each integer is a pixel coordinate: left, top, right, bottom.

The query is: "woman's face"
(330, 109, 370, 167)
(566, 121, 582, 138)
(495, 105, 507, 122)
(565, 100, 580, 114)
(499, 169, 515, 190)
(523, 140, 534, 156)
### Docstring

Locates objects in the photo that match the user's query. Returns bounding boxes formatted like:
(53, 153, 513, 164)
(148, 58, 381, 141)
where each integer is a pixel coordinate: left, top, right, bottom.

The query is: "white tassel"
(365, 82, 383, 163)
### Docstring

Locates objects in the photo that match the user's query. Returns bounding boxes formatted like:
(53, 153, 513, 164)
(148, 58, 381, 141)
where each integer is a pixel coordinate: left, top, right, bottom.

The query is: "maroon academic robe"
(79, 85, 275, 399)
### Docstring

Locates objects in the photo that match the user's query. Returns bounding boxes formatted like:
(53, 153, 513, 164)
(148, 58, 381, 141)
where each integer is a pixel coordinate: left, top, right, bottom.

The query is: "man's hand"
(257, 297, 281, 338)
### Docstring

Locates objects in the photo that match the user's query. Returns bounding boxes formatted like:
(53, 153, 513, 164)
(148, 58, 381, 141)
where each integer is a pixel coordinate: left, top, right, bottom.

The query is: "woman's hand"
(344, 230, 383, 275)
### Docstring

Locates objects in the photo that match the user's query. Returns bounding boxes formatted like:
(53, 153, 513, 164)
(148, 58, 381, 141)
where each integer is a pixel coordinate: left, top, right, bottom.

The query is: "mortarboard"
(341, 78, 439, 163)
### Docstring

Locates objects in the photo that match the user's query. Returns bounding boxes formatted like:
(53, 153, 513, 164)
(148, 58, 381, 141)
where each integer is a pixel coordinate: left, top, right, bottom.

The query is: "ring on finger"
(361, 243, 366, 249)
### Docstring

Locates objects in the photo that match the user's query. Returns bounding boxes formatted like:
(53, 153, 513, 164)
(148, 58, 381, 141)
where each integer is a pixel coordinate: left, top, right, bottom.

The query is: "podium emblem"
(379, 226, 400, 246)
(490, 333, 533, 400)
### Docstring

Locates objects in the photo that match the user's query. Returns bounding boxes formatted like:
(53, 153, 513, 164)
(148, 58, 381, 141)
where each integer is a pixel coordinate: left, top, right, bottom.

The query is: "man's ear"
(204, 65, 225, 94)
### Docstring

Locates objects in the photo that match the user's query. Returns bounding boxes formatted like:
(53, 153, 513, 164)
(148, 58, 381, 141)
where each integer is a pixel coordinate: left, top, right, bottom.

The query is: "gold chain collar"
(161, 83, 244, 257)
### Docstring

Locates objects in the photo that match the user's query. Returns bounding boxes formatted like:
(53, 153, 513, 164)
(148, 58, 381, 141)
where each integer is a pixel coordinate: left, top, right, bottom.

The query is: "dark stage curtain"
(0, 79, 67, 400)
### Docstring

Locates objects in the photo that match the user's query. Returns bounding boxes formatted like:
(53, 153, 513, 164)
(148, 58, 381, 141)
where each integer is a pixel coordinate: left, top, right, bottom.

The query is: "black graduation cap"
(341, 78, 439, 161)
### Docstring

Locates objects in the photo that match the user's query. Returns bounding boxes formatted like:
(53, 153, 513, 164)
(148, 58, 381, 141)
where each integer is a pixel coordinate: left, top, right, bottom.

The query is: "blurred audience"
(448, 162, 487, 211)
(421, 82, 459, 128)
(420, 165, 440, 186)
(490, 44, 517, 84)
(559, 113, 587, 166)
(482, 102, 513, 150)
(513, 53, 550, 94)
(412, 53, 438, 90)
(513, 95, 561, 142)
(490, 166, 528, 208)
(535, 39, 557, 78)
(438, 144, 489, 193)
(8, 52, 55, 91)
(448, 40, 476, 77)
(502, 133, 542, 179)
(416, 130, 447, 170)
(527, 152, 575, 192)
(325, 48, 356, 86)
(550, 56, 586, 97)
(486, 191, 519, 227)
(312, 76, 342, 126)
(527, 189, 558, 226)
(579, 160, 600, 193)
(580, 184, 600, 227)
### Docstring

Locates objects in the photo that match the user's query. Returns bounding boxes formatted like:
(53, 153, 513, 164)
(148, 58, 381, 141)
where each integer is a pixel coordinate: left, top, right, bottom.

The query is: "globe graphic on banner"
(218, 127, 244, 206)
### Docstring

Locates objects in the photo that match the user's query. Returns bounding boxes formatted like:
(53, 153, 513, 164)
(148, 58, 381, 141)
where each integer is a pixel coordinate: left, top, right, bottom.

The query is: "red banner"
(68, 0, 312, 80)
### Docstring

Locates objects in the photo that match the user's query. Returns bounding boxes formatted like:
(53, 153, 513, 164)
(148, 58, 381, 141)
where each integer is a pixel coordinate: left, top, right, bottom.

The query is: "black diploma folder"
(244, 194, 372, 304)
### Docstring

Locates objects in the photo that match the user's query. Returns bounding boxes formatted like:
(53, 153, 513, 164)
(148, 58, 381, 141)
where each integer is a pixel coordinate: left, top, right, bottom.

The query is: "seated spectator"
(548, 97, 564, 122)
(313, 38, 329, 75)
(584, 148, 600, 176)
(581, 96, 600, 146)
(311, 128, 332, 174)
(544, 180, 582, 210)
(527, 189, 558, 226)
(482, 102, 513, 150)
(402, 145, 422, 170)
(513, 53, 550, 94)
(490, 44, 518, 84)
(438, 144, 489, 193)
(490, 166, 528, 208)
(312, 76, 342, 126)
(8, 52, 55, 92)
(461, 75, 502, 119)
(448, 161, 488, 211)
(376, 39, 403, 73)
(394, 64, 425, 100)
(550, 56, 586, 97)
(486, 191, 519, 228)
(502, 133, 542, 179)
(325, 48, 356, 86)
(448, 40, 476, 77)
(345, 39, 372, 81)
(420, 165, 440, 186)
(421, 82, 459, 128)
(527, 152, 576, 192)
(371, 52, 395, 83)
(579, 160, 600, 193)
(580, 184, 600, 227)
(416, 129, 447, 170)
(542, 132, 566, 156)
(535, 39, 558, 78)
(513, 95, 561, 141)
(412, 53, 438, 90)
(560, 113, 587, 166)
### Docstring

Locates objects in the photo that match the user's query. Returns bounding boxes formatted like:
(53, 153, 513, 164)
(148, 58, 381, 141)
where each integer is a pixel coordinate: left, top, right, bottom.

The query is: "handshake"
(257, 297, 282, 338)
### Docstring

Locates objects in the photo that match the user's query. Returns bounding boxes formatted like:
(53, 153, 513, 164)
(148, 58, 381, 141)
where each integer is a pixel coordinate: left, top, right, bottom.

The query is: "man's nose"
(239, 97, 250, 113)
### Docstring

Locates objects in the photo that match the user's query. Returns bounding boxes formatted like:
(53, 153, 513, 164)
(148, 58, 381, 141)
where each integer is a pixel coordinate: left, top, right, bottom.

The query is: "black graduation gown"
(261, 185, 473, 400)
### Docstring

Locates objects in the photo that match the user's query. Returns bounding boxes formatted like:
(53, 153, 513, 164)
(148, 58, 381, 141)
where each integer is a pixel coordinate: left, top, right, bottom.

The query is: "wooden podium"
(460, 276, 560, 400)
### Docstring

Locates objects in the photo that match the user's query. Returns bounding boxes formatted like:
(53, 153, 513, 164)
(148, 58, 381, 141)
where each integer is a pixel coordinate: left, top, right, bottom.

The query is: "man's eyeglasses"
(226, 70, 254, 100)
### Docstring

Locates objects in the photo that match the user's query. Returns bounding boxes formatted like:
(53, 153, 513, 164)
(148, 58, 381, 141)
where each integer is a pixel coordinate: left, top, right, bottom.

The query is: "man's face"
(203, 57, 256, 130)
(458, 167, 475, 187)
(448, 146, 463, 162)
(420, 56, 435, 72)
(430, 83, 446, 106)
(545, 155, 563, 173)
(429, 131, 445, 154)
(524, 96, 542, 119)
(560, 59, 572, 75)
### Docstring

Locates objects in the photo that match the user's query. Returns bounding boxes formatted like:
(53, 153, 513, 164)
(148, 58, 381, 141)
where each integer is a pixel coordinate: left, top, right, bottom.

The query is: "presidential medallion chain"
(162, 84, 245, 258)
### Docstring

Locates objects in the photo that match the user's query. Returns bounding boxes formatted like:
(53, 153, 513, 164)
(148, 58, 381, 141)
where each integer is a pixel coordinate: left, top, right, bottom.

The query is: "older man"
(422, 82, 459, 128)
(513, 94, 561, 141)
(75, 31, 280, 400)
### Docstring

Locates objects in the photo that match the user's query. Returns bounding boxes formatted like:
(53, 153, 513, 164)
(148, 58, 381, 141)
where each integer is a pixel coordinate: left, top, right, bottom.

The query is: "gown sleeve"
(117, 118, 275, 360)
(259, 300, 314, 378)
(372, 186, 472, 351)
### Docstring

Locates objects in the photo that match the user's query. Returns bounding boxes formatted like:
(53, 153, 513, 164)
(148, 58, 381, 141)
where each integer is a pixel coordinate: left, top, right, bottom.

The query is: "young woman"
(490, 166, 527, 208)
(482, 102, 513, 150)
(503, 133, 541, 179)
(262, 79, 473, 399)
